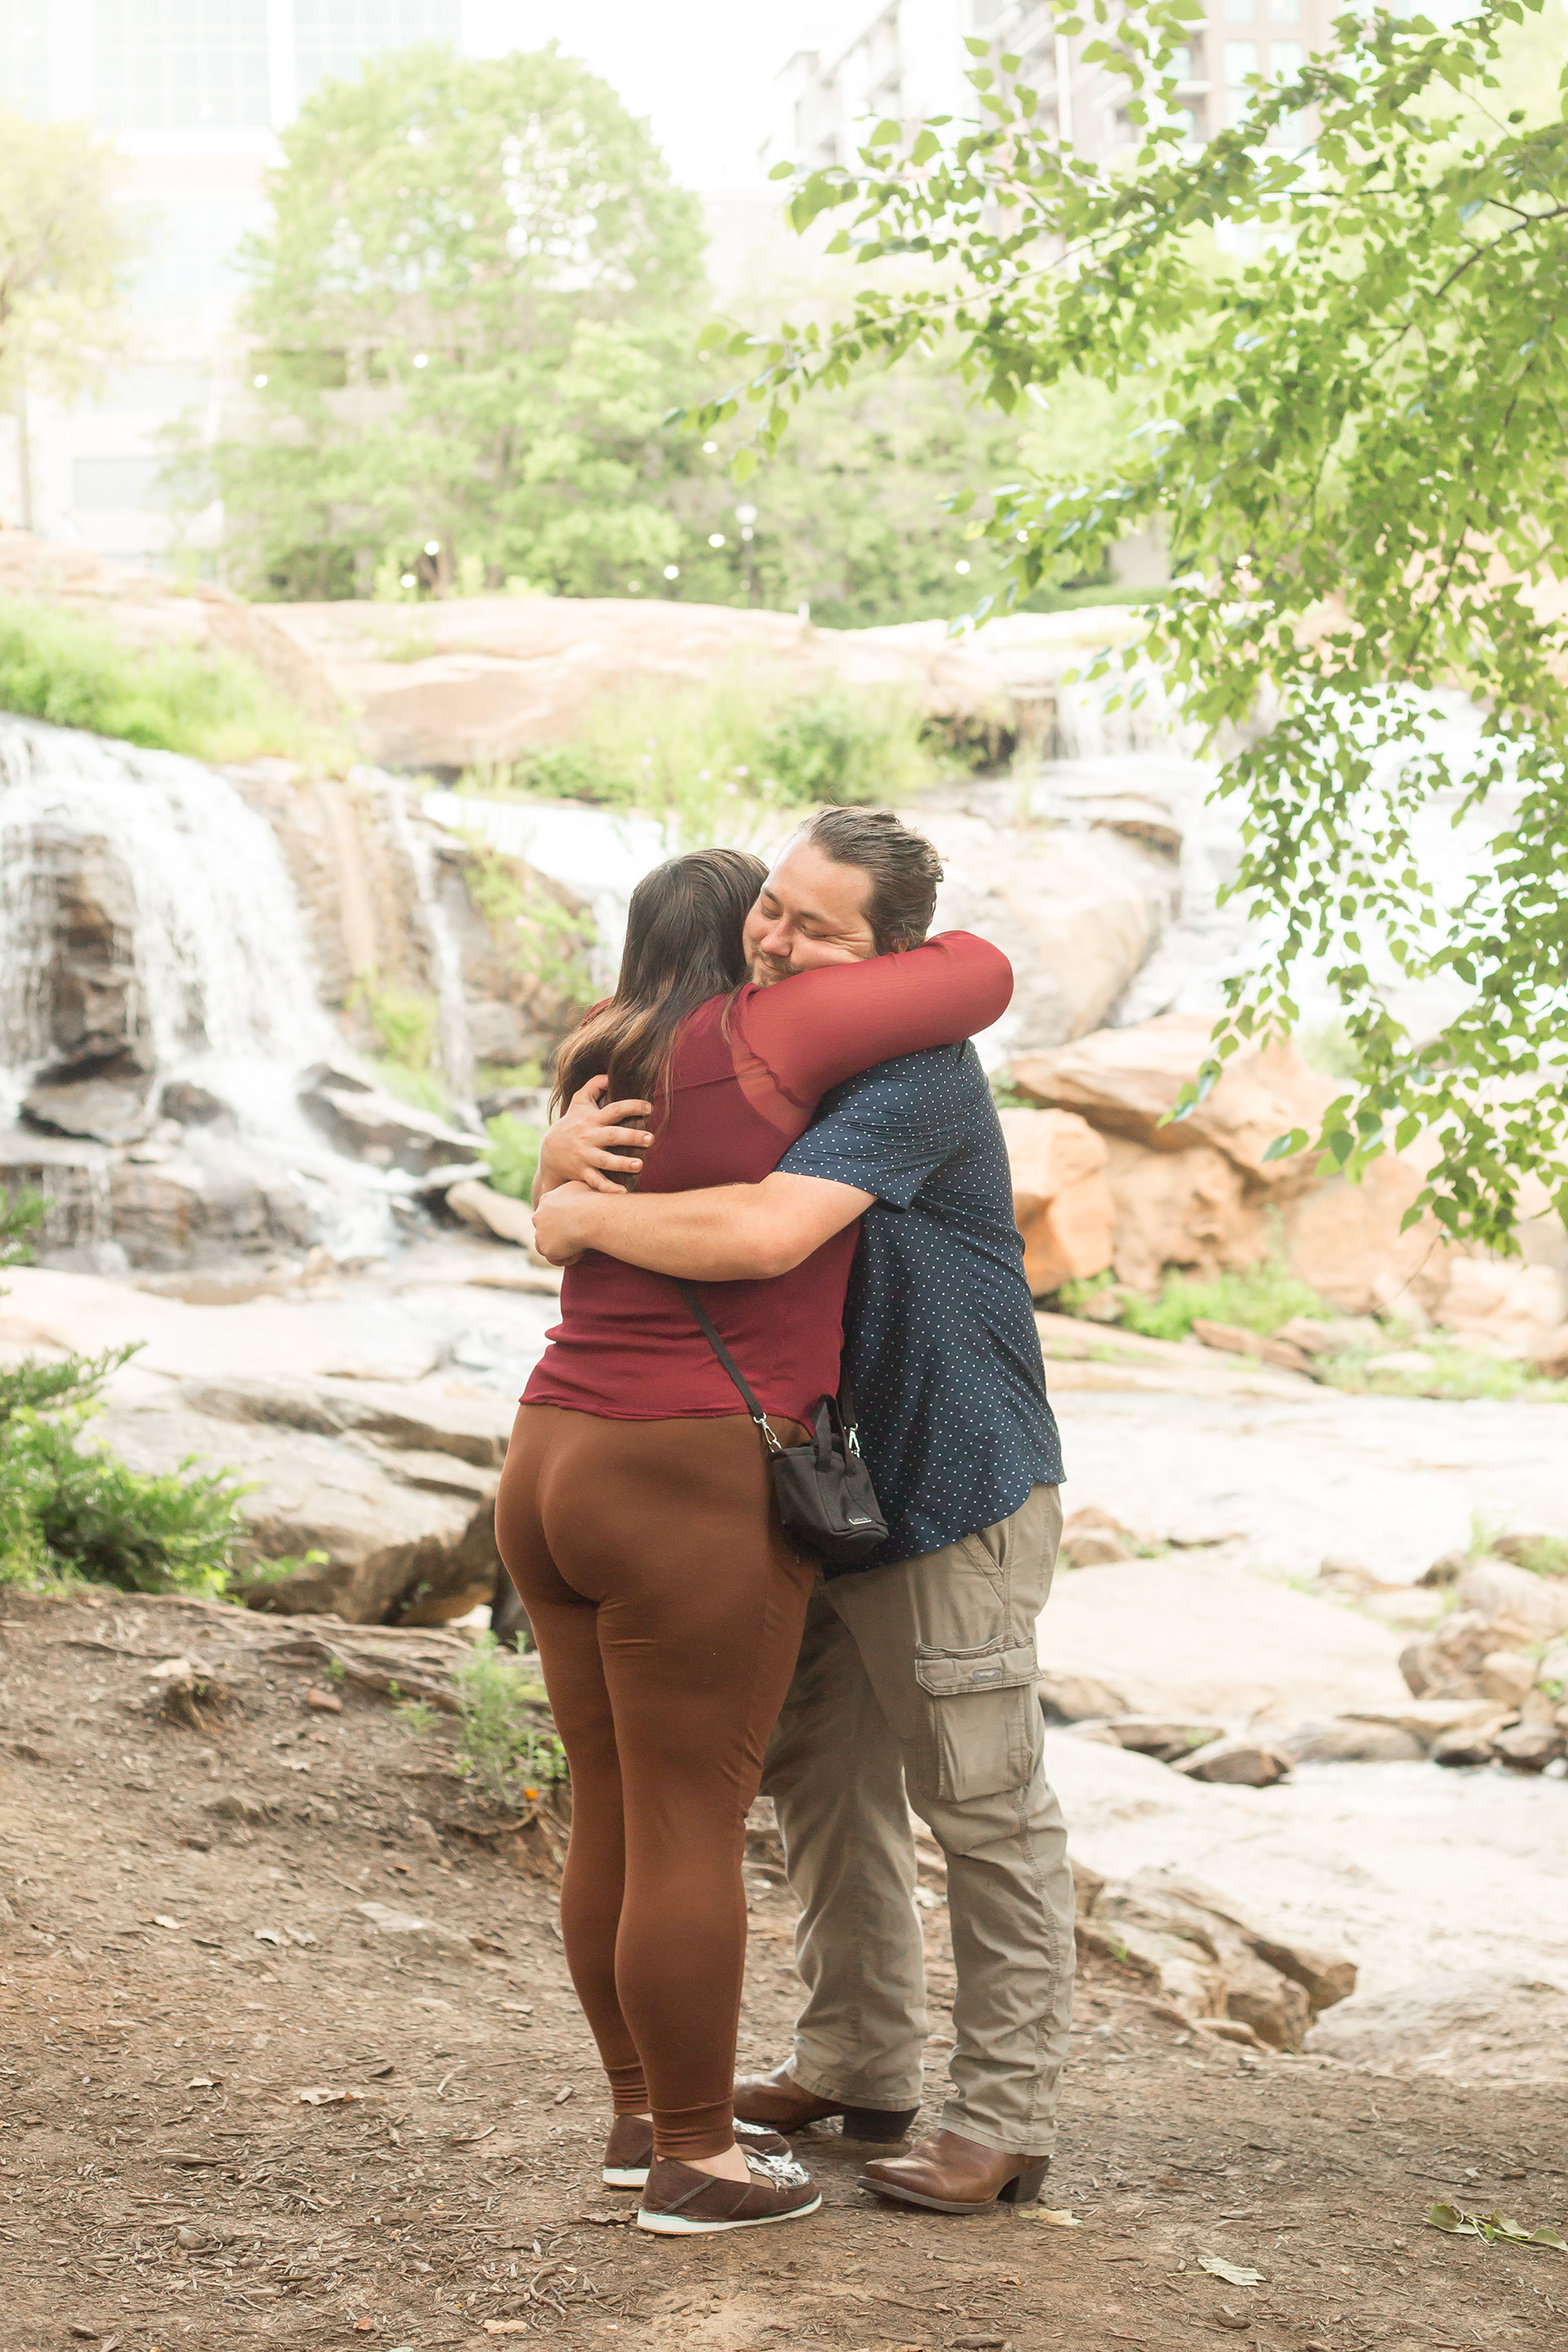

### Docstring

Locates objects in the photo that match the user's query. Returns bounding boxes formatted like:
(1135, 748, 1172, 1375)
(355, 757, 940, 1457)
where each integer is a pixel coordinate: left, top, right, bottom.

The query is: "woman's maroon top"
(521, 932, 1012, 1426)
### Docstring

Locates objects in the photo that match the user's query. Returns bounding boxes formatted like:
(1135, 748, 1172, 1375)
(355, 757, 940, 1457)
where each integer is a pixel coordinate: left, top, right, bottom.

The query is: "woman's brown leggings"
(495, 1404, 814, 2162)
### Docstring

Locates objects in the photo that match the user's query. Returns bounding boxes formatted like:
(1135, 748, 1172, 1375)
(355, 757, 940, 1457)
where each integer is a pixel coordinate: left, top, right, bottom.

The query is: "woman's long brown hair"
(551, 847, 767, 1118)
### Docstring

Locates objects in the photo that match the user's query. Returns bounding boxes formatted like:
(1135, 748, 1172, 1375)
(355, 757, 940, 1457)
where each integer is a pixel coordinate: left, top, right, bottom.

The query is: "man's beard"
(748, 951, 792, 987)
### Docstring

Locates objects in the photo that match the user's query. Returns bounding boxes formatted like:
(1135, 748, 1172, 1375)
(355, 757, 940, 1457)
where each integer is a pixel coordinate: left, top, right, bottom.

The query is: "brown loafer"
(734, 2063, 917, 2145)
(638, 2147, 821, 2235)
(858, 2127, 1050, 2213)
(603, 2112, 790, 2190)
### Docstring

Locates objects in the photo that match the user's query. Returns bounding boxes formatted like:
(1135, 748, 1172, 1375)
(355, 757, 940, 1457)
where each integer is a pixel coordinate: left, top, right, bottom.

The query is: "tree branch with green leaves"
(674, 0, 1568, 1247)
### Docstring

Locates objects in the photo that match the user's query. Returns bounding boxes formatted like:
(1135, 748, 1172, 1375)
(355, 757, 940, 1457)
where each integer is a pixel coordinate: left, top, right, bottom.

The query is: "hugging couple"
(495, 805, 1072, 2238)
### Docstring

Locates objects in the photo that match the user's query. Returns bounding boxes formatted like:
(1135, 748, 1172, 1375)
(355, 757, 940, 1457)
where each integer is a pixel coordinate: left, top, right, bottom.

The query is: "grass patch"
(1110, 1256, 1329, 1343)
(483, 1114, 543, 1203)
(1507, 1534, 1568, 1577)
(449, 1633, 566, 1808)
(1315, 1344, 1568, 1405)
(457, 662, 985, 844)
(348, 977, 457, 1118)
(0, 598, 325, 764)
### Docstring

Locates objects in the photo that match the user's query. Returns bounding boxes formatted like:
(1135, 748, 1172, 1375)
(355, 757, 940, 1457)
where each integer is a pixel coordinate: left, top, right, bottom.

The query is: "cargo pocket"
(913, 1639, 1042, 1803)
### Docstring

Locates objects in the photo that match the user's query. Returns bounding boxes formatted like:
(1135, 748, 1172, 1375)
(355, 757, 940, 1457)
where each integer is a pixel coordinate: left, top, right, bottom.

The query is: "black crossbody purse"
(676, 1280, 889, 1569)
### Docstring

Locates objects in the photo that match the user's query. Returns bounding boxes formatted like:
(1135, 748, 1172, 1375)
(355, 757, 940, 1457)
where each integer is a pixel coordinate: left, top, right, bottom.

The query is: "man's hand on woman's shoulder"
(532, 1076, 654, 1205)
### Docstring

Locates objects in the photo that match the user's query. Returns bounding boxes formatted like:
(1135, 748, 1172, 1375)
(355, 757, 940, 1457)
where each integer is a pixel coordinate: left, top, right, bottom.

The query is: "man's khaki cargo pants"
(760, 1482, 1073, 2159)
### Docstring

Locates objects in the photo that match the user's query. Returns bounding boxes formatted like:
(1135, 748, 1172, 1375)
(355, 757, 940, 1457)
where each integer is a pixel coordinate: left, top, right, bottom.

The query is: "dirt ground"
(3, 1588, 1566, 2352)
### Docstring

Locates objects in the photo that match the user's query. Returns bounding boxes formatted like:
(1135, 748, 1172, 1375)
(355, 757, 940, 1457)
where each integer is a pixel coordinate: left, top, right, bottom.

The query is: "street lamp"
(735, 504, 759, 608)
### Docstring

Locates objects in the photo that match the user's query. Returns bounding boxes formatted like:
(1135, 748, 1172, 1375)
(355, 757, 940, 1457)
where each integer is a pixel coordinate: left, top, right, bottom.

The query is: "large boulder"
(1432, 1255, 1568, 1360)
(1012, 1015, 1335, 1186)
(2, 826, 148, 1074)
(1012, 1014, 1459, 1313)
(997, 1108, 1115, 1294)
(1098, 1135, 1254, 1293)
(92, 1374, 508, 1624)
(267, 595, 1011, 773)
(297, 1064, 483, 1177)
(930, 814, 1177, 1051)
(1305, 1973, 1568, 2082)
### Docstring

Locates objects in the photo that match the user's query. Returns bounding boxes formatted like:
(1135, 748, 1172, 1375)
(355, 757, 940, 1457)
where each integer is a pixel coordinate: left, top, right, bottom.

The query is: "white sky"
(464, 1, 843, 190)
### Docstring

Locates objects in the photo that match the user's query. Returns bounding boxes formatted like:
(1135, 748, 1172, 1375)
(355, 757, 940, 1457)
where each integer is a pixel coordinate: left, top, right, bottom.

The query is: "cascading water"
(0, 714, 401, 1260)
(377, 771, 478, 1120)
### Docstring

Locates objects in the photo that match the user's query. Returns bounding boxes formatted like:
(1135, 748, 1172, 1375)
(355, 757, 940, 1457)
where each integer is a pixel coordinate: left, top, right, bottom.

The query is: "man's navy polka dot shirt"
(780, 1038, 1064, 1571)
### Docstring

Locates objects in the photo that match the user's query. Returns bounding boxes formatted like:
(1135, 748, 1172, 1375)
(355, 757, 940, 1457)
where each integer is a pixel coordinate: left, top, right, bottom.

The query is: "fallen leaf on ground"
(151, 1915, 181, 1930)
(1200, 2254, 1266, 2285)
(1426, 2200, 1566, 2249)
(186, 2076, 214, 2089)
(298, 2086, 362, 2105)
(253, 1927, 284, 1946)
(483, 2326, 532, 2337)
(552, 2084, 575, 2105)
(577, 2209, 632, 2226)
(1021, 2206, 1080, 2226)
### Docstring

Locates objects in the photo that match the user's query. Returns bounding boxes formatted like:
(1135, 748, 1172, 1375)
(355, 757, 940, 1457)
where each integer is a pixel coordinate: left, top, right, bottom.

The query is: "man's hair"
(800, 806, 943, 955)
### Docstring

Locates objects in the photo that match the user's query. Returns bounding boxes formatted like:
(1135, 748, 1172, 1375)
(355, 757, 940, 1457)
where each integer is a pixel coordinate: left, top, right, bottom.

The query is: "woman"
(495, 843, 1010, 2236)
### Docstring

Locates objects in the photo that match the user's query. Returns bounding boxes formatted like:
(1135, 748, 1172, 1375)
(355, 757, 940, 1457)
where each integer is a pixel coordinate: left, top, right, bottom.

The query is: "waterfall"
(0, 717, 338, 1080)
(377, 771, 478, 1122)
(0, 714, 397, 1260)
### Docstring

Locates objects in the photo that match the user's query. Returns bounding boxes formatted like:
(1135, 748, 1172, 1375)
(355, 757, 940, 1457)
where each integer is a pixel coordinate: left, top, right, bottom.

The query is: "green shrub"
(457, 661, 956, 841)
(0, 599, 320, 763)
(483, 1114, 543, 1202)
(0, 1322, 253, 1598)
(449, 1632, 566, 1808)
(1, 1185, 44, 1274)
(1, 1407, 251, 1597)
(1113, 1257, 1329, 1343)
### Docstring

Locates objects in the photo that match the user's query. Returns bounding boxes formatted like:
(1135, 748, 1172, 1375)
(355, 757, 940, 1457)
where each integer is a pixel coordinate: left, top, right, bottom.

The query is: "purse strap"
(675, 1279, 864, 1462)
(676, 1280, 783, 1454)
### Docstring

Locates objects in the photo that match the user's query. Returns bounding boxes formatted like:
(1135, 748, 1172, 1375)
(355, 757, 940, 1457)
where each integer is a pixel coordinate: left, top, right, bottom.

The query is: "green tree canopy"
(205, 42, 706, 600)
(0, 106, 139, 401)
(689, 0, 1568, 1247)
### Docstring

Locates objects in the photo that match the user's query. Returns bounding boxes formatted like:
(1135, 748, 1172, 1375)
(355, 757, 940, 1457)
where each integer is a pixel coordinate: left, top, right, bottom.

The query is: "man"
(531, 806, 1073, 2215)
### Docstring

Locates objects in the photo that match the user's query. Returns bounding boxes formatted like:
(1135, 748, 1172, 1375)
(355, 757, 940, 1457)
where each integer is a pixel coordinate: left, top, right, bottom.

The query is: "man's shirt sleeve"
(778, 1047, 970, 1210)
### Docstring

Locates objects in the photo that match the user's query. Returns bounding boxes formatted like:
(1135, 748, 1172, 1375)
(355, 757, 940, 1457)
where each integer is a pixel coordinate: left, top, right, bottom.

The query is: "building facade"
(0, 2, 465, 568)
(768, 0, 1340, 177)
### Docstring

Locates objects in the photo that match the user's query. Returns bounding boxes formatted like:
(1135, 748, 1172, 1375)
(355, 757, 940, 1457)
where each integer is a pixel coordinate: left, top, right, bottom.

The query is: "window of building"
(293, 0, 460, 101)
(1222, 0, 1254, 21)
(72, 456, 174, 510)
(0, 18, 51, 115)
(1224, 39, 1260, 126)
(94, 1, 271, 130)
(1268, 0, 1301, 20)
(96, 365, 213, 412)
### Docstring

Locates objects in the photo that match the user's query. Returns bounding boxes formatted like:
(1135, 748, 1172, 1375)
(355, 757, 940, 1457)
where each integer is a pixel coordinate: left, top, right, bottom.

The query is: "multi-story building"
(0, 2, 464, 570)
(768, 0, 1339, 176)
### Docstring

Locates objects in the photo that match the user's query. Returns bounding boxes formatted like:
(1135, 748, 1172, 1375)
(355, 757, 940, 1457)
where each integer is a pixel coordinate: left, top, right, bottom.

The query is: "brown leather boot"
(733, 2063, 917, 2145)
(857, 2128, 1050, 2213)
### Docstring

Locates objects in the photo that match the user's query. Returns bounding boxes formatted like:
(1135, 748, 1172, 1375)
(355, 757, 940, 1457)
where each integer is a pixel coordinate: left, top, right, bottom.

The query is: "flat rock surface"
(1039, 1554, 1412, 1724)
(1044, 1734, 1568, 2017)
(3, 1589, 1565, 2351)
(1048, 1383, 1568, 1578)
